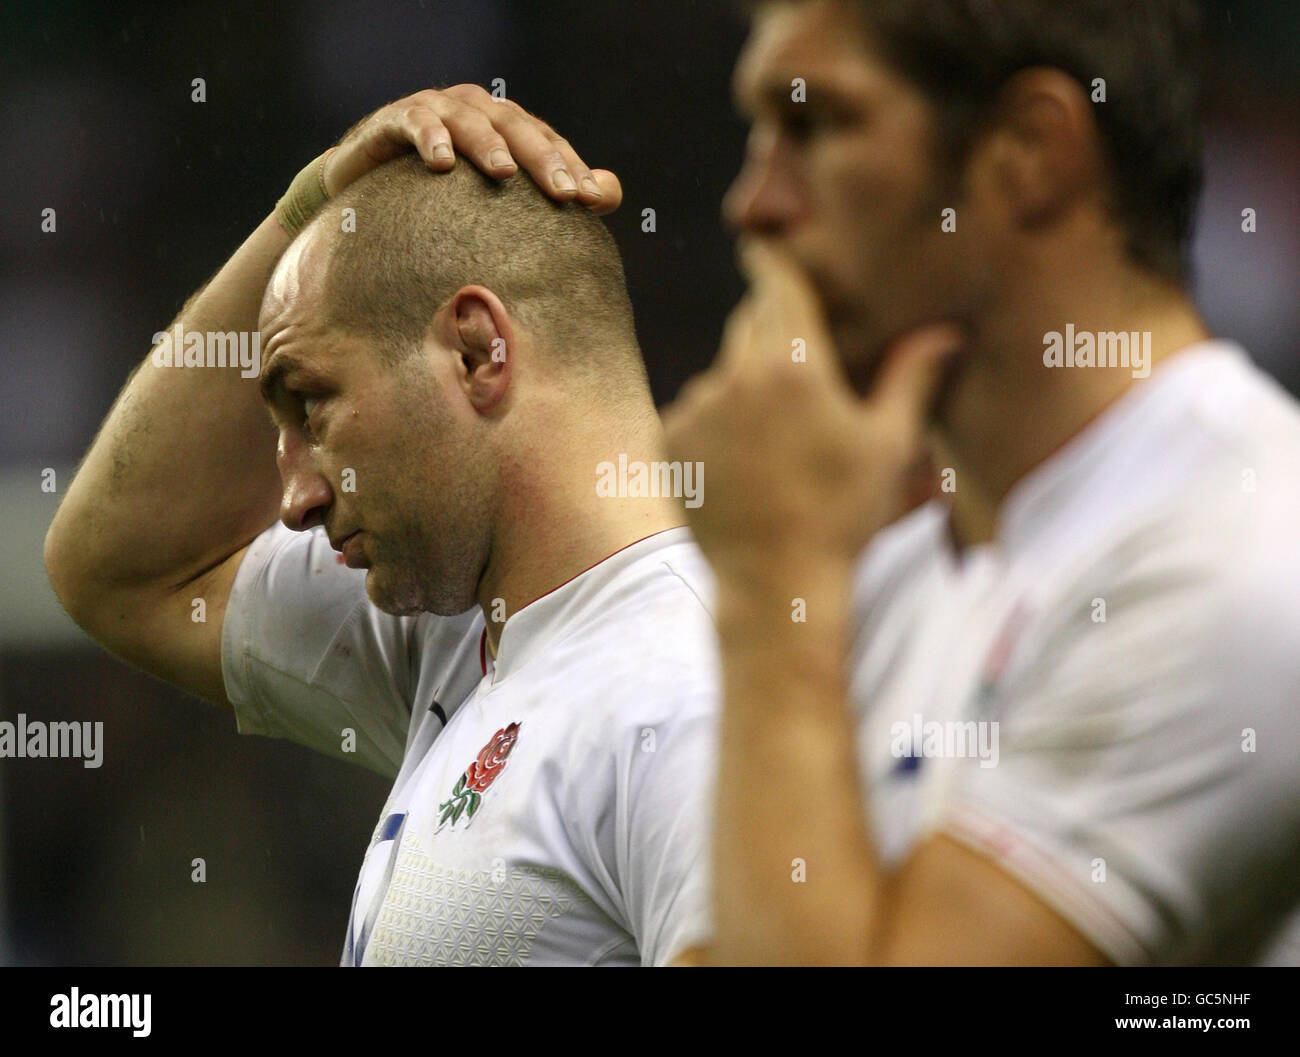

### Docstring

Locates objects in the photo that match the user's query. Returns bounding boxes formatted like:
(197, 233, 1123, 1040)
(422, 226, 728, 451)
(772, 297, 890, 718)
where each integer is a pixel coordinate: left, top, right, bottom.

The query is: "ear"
(440, 285, 516, 415)
(981, 67, 1103, 230)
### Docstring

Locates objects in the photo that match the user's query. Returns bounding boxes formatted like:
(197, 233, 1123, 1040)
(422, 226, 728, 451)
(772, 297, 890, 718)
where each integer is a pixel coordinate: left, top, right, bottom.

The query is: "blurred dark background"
(0, 0, 1296, 964)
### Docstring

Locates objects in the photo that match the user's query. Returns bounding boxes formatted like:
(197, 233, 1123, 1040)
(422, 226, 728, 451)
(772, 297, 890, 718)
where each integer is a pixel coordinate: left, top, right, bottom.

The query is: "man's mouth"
(340, 533, 367, 569)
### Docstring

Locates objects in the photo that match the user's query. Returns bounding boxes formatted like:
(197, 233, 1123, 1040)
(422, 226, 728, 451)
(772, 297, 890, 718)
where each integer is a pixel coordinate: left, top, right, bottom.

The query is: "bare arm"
(44, 85, 621, 706)
(43, 212, 288, 705)
(50, 215, 286, 594)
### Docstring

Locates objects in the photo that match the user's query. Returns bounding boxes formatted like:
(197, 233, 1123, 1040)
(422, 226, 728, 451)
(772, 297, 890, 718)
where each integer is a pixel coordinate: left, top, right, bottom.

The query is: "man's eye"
(782, 113, 813, 140)
(303, 396, 320, 421)
(783, 110, 850, 142)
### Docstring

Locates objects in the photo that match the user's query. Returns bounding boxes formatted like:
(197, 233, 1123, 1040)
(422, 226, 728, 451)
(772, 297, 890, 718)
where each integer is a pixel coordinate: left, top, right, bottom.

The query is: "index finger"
(733, 240, 839, 380)
(442, 87, 621, 213)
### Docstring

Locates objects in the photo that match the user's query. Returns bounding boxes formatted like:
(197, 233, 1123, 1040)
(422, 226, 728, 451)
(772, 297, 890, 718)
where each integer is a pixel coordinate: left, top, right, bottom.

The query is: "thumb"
(867, 322, 967, 429)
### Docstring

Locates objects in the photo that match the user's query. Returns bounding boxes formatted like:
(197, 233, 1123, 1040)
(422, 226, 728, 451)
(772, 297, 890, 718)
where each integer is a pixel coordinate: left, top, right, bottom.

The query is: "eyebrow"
(738, 72, 862, 117)
(258, 352, 311, 405)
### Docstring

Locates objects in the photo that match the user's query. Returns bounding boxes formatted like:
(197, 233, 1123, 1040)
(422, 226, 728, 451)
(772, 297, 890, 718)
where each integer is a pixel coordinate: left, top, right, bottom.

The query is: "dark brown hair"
(753, 0, 1206, 280)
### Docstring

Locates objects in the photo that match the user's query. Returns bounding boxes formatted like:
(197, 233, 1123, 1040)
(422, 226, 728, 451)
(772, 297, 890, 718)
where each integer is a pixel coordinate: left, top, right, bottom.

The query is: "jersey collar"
(995, 340, 1248, 556)
(487, 526, 693, 684)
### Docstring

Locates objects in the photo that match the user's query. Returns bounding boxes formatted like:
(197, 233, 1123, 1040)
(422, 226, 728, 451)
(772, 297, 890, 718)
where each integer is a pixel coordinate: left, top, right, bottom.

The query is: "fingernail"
(552, 169, 576, 192)
(579, 175, 603, 198)
(489, 148, 515, 170)
(432, 143, 453, 162)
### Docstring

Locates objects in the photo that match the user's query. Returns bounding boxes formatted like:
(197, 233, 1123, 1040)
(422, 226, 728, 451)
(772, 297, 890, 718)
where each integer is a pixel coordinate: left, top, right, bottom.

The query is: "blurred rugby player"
(667, 0, 1300, 965)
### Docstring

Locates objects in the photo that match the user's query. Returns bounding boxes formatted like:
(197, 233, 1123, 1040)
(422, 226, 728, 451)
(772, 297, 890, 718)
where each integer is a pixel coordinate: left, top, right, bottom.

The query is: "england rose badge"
(437, 722, 521, 830)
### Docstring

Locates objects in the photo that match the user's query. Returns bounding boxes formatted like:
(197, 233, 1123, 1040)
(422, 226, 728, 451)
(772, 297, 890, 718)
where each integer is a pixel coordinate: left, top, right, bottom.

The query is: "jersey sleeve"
(221, 522, 477, 779)
(618, 699, 718, 967)
(552, 589, 720, 966)
(937, 521, 1300, 965)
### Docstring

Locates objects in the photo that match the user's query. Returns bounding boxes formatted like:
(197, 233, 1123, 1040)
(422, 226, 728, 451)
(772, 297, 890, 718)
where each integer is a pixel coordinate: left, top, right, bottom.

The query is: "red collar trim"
(514, 527, 685, 614)
(482, 526, 685, 678)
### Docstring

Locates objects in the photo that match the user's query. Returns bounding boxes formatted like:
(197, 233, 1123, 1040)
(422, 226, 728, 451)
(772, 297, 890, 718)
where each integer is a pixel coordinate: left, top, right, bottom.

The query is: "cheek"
(810, 160, 917, 303)
(322, 408, 397, 500)
(817, 141, 926, 265)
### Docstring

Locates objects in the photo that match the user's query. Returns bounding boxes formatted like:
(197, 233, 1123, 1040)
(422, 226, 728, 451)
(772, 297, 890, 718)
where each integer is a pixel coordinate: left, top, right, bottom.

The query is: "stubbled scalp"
(310, 154, 649, 395)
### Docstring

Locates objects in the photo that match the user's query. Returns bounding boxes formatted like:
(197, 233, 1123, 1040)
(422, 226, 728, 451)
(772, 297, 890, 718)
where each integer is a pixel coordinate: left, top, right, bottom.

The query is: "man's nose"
(277, 439, 333, 532)
(722, 134, 804, 237)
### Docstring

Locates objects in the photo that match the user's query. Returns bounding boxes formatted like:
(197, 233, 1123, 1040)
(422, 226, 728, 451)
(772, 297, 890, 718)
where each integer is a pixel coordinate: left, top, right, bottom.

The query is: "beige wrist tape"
(275, 151, 332, 237)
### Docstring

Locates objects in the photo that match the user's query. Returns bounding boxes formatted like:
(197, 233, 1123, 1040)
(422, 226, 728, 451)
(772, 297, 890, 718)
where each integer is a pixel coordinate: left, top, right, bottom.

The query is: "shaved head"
(308, 153, 647, 390)
(256, 154, 665, 620)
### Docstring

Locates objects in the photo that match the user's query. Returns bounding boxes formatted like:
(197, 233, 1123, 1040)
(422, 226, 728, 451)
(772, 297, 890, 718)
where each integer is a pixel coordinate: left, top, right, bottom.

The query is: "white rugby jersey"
(222, 526, 717, 966)
(849, 341, 1300, 965)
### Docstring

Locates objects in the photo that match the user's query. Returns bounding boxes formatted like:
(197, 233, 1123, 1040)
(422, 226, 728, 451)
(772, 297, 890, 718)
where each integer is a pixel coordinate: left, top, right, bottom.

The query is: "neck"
(937, 263, 1210, 547)
(476, 403, 685, 656)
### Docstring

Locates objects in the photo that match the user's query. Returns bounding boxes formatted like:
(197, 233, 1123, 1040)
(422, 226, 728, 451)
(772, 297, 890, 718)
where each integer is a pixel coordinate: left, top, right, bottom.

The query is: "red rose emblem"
(464, 722, 521, 793)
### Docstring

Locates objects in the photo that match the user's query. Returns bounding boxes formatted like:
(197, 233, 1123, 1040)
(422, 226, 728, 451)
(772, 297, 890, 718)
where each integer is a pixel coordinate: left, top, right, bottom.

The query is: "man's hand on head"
(321, 84, 622, 214)
(663, 242, 963, 589)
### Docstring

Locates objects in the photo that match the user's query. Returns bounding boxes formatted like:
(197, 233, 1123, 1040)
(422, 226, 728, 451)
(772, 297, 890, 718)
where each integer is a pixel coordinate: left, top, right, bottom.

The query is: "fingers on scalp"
(441, 87, 606, 205)
(489, 111, 576, 193)
(436, 97, 516, 172)
(399, 105, 452, 165)
(500, 115, 582, 196)
(494, 107, 592, 199)
(541, 145, 579, 195)
(581, 169, 622, 213)
(548, 134, 600, 198)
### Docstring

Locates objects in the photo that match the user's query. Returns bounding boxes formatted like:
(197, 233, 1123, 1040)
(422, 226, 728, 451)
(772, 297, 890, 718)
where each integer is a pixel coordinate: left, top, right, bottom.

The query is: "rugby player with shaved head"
(45, 86, 715, 967)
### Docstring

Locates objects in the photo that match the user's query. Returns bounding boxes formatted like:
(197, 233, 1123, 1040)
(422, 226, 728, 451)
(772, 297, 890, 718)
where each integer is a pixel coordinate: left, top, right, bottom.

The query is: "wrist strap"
(275, 151, 332, 237)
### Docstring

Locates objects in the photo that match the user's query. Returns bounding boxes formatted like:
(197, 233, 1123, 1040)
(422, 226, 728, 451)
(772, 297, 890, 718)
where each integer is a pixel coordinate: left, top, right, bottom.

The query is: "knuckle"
(490, 104, 529, 134)
(444, 82, 490, 104)
(439, 98, 490, 134)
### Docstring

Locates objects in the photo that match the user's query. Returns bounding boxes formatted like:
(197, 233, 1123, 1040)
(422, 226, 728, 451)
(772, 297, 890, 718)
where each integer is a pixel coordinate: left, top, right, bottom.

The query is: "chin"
(366, 567, 478, 619)
(363, 569, 427, 617)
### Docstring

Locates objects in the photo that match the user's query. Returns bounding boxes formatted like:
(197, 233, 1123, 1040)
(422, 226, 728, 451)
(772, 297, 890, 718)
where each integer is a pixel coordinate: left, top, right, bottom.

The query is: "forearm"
(710, 559, 881, 965)
(46, 210, 292, 606)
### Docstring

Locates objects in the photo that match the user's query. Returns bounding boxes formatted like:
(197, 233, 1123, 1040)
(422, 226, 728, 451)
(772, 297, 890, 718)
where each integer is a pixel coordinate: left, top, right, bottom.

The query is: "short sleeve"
(939, 523, 1300, 965)
(620, 702, 718, 966)
(549, 583, 720, 966)
(221, 522, 479, 779)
